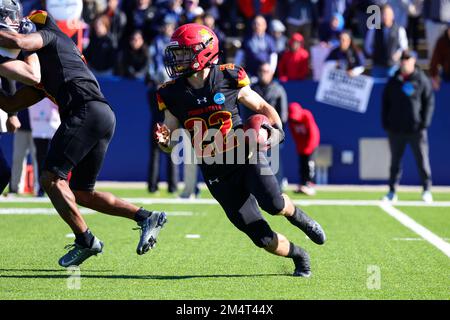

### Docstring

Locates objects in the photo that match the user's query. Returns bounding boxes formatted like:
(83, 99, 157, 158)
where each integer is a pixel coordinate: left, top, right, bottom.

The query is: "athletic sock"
(134, 207, 151, 222)
(75, 229, 95, 248)
(287, 242, 308, 260)
(287, 242, 310, 272)
(286, 207, 309, 229)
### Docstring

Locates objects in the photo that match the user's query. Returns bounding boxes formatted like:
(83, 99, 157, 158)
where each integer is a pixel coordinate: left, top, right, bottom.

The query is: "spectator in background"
(126, 0, 158, 44)
(319, 13, 345, 47)
(148, 16, 176, 85)
(0, 77, 20, 194)
(423, 0, 450, 58)
(288, 102, 320, 196)
(9, 109, 38, 195)
(270, 19, 288, 55)
(382, 50, 434, 203)
(82, 0, 106, 25)
(278, 32, 309, 81)
(251, 62, 288, 187)
(285, 0, 318, 50)
(319, 0, 348, 23)
(29, 98, 61, 197)
(407, 0, 423, 51)
(235, 15, 277, 77)
(429, 25, 450, 90)
(184, 0, 204, 23)
(387, 0, 410, 28)
(203, 13, 226, 62)
(156, 0, 184, 27)
(146, 16, 178, 194)
(0, 113, 20, 194)
(146, 90, 179, 195)
(103, 0, 127, 49)
(365, 4, 408, 78)
(85, 15, 116, 75)
(237, 0, 277, 22)
(326, 30, 365, 77)
(115, 30, 150, 79)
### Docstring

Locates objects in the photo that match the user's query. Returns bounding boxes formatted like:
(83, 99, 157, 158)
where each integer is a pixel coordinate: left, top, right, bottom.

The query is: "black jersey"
(156, 63, 251, 178)
(28, 11, 107, 116)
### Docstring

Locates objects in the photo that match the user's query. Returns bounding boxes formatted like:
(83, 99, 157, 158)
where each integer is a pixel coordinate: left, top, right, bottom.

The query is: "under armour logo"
(208, 177, 220, 184)
(197, 97, 208, 104)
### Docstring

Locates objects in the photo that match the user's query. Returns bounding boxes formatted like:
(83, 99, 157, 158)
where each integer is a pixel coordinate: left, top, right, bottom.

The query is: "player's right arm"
(0, 31, 45, 51)
(0, 85, 45, 113)
(155, 109, 179, 153)
(0, 53, 41, 85)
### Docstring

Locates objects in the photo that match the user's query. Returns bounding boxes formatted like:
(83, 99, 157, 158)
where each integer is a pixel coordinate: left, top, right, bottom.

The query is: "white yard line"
(2, 197, 450, 207)
(0, 208, 193, 216)
(379, 203, 450, 258)
(1, 198, 449, 257)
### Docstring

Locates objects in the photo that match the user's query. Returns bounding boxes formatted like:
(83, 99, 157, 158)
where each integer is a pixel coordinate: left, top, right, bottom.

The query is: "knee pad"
(259, 194, 285, 215)
(245, 220, 276, 248)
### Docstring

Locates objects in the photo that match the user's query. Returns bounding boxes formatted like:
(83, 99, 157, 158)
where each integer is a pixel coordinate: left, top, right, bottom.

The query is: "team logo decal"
(197, 97, 208, 104)
(402, 82, 415, 96)
(199, 28, 214, 49)
(214, 92, 225, 105)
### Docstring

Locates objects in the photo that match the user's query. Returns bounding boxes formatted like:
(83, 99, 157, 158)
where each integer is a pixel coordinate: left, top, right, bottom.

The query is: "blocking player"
(155, 24, 326, 277)
(0, 4, 167, 267)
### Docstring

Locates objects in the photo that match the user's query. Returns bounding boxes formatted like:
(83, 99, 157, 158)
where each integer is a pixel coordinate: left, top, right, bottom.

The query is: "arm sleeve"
(37, 30, 56, 47)
(382, 84, 390, 130)
(421, 76, 435, 128)
(278, 85, 288, 123)
(156, 91, 167, 111)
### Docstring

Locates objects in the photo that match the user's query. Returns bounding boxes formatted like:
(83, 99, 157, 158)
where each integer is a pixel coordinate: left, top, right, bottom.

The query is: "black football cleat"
(288, 209, 326, 245)
(292, 250, 311, 278)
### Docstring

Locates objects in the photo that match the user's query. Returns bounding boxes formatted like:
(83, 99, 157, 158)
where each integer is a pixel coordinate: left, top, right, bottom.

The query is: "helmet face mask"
(164, 24, 219, 79)
(0, 0, 22, 31)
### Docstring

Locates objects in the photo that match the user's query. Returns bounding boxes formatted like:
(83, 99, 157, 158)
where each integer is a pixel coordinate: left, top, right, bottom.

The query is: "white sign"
(0, 109, 7, 133)
(315, 62, 374, 113)
(310, 44, 332, 81)
(47, 0, 83, 21)
(29, 98, 61, 139)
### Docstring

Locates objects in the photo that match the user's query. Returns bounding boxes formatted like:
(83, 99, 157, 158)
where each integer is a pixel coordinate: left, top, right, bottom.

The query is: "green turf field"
(0, 188, 449, 300)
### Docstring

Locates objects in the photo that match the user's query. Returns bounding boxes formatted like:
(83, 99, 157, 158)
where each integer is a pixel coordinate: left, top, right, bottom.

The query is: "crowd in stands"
(9, 0, 449, 197)
(21, 1, 450, 85)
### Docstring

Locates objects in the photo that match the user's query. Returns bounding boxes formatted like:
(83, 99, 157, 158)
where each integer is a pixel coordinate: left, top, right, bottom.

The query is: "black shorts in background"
(44, 100, 116, 191)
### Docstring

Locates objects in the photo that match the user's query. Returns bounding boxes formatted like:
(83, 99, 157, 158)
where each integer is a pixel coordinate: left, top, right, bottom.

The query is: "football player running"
(155, 24, 326, 277)
(0, 2, 167, 267)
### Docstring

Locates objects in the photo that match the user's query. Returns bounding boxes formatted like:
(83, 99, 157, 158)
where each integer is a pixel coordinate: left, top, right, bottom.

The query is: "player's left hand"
(262, 123, 285, 148)
(6, 115, 21, 132)
(19, 18, 36, 34)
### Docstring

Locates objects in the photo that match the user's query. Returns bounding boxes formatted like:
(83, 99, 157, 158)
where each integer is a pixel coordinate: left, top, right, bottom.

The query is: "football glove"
(19, 18, 36, 34)
(262, 123, 285, 148)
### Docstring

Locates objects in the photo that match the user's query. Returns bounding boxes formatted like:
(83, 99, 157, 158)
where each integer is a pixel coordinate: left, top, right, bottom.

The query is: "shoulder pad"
(28, 10, 48, 25)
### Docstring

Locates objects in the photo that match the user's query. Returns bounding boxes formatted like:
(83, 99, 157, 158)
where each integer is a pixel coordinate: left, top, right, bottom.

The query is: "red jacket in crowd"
(278, 33, 309, 81)
(238, 0, 277, 19)
(288, 102, 320, 155)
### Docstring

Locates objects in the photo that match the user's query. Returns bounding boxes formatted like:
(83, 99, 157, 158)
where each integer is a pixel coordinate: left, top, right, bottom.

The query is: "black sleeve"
(421, 75, 435, 129)
(38, 29, 56, 47)
(0, 55, 10, 64)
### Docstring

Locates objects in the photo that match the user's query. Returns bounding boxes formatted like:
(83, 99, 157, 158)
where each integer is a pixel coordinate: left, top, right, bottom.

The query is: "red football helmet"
(164, 23, 219, 78)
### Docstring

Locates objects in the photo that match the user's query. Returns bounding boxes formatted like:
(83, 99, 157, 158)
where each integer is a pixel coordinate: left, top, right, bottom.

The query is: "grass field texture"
(0, 187, 449, 300)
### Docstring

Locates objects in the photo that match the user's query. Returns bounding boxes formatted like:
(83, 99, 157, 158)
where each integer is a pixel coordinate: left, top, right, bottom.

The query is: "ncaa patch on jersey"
(214, 92, 225, 105)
